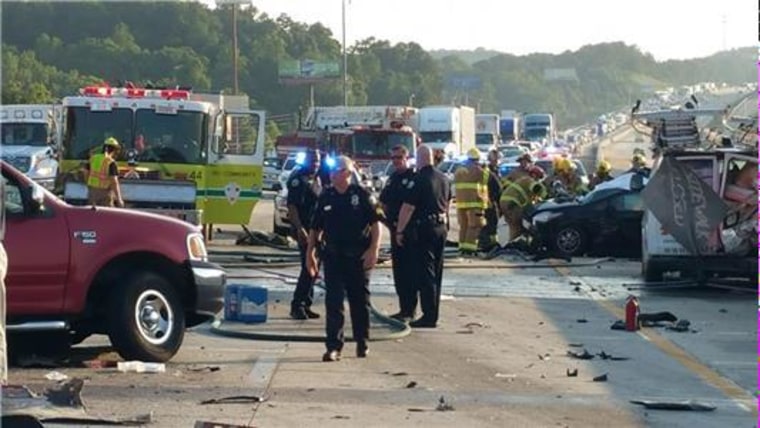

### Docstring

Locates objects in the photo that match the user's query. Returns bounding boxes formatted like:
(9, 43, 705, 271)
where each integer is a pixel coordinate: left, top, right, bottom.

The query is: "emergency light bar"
(79, 86, 191, 100)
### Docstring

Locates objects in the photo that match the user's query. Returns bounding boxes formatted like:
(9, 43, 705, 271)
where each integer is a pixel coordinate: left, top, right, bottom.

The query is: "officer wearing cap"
(379, 145, 416, 322)
(287, 149, 323, 320)
(86, 137, 124, 207)
(395, 144, 451, 328)
(306, 156, 381, 362)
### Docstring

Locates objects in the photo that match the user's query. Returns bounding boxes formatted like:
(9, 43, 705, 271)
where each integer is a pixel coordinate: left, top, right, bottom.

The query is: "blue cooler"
(237, 285, 268, 323)
(224, 284, 240, 321)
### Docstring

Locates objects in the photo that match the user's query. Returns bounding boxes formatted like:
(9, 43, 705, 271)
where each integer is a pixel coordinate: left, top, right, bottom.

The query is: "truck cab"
(0, 104, 60, 190)
(3, 160, 225, 362)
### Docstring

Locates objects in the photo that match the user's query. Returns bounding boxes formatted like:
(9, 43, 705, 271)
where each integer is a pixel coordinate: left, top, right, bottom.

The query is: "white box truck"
(475, 114, 500, 153)
(418, 106, 476, 160)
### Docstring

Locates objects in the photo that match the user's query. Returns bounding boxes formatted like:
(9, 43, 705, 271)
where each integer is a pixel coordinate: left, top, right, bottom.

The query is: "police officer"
(306, 156, 381, 362)
(379, 145, 416, 323)
(479, 148, 502, 252)
(395, 144, 451, 328)
(86, 137, 125, 207)
(287, 149, 323, 320)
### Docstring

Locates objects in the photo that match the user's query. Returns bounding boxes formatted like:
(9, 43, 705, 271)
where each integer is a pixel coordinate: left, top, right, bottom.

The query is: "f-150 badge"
(73, 231, 97, 244)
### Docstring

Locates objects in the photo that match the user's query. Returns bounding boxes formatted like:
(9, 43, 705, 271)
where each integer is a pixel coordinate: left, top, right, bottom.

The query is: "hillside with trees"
(1, 2, 755, 131)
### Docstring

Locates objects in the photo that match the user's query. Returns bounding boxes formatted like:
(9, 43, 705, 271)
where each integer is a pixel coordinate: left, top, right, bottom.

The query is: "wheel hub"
(135, 290, 173, 345)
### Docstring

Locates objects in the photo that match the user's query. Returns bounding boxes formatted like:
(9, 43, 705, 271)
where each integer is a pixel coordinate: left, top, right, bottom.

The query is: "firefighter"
(478, 148, 502, 252)
(86, 137, 125, 207)
(589, 160, 614, 189)
(306, 156, 381, 361)
(499, 166, 545, 242)
(627, 153, 651, 176)
(547, 157, 588, 198)
(453, 148, 489, 256)
(506, 153, 533, 181)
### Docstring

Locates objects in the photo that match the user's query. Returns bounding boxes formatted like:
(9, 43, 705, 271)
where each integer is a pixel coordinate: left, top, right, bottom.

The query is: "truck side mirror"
(29, 183, 46, 214)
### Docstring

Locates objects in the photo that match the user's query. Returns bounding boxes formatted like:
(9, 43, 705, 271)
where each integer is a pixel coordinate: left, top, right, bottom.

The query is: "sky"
(207, 0, 756, 61)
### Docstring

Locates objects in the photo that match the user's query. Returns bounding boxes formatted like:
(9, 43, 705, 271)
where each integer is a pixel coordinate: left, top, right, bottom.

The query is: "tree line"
(1, 1, 755, 133)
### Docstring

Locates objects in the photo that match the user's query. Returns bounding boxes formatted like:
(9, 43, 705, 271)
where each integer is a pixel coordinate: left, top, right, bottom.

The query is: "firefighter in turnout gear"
(589, 160, 614, 189)
(86, 137, 125, 207)
(478, 148, 502, 252)
(500, 166, 547, 241)
(547, 157, 588, 198)
(453, 148, 489, 255)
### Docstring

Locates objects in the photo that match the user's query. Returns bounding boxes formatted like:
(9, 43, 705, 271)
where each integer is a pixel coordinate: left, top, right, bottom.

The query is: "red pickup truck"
(2, 161, 226, 362)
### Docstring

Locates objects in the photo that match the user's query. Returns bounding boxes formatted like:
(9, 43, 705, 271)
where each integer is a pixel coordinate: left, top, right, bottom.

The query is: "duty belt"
(418, 213, 446, 224)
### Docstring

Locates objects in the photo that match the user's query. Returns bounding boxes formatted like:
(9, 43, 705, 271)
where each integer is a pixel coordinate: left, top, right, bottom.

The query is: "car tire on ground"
(107, 271, 185, 362)
(552, 225, 586, 257)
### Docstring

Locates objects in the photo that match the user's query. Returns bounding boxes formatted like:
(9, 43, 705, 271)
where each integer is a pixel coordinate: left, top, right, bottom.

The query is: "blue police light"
(295, 151, 307, 166)
(324, 155, 337, 169)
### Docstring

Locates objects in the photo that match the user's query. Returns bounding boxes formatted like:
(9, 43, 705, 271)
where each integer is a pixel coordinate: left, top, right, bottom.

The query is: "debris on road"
(568, 343, 584, 348)
(593, 373, 608, 382)
(200, 395, 267, 405)
(630, 399, 716, 411)
(495, 373, 517, 380)
(44, 371, 69, 381)
(666, 319, 692, 333)
(639, 312, 678, 323)
(538, 353, 551, 361)
(405, 381, 418, 389)
(576, 318, 588, 323)
(566, 349, 594, 360)
(186, 365, 221, 373)
(610, 320, 626, 330)
(597, 351, 630, 361)
(566, 369, 578, 377)
(194, 421, 249, 428)
(436, 396, 455, 411)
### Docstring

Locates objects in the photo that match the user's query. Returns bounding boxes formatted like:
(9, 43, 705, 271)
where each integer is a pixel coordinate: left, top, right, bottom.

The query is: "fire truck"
(276, 105, 418, 168)
(57, 84, 267, 231)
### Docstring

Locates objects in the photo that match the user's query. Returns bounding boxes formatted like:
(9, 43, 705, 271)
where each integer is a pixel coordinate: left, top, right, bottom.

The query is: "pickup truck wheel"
(107, 272, 185, 362)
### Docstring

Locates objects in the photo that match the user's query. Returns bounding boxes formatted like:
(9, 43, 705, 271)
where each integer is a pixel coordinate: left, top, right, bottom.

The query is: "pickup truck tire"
(107, 271, 185, 362)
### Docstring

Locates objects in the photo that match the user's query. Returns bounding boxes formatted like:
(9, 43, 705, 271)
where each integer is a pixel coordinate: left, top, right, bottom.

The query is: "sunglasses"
(390, 155, 405, 160)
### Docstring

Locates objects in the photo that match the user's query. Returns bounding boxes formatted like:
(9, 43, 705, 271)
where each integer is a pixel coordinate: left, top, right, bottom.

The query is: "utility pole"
(232, 4, 239, 94)
(342, 0, 348, 106)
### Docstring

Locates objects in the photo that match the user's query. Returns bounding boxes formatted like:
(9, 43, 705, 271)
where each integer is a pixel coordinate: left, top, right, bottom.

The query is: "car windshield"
(500, 147, 524, 158)
(265, 157, 283, 169)
(1, 123, 48, 147)
(283, 158, 297, 171)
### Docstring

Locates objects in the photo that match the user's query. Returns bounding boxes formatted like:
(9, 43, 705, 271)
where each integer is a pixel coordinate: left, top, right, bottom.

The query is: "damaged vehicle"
(524, 172, 648, 258)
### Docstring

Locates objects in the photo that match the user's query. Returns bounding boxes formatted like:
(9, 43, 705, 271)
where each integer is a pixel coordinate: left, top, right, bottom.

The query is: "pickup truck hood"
(64, 206, 199, 262)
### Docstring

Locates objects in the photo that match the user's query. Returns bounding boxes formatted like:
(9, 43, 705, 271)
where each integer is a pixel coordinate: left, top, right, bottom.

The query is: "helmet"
(632, 154, 646, 167)
(466, 147, 481, 160)
(555, 158, 574, 173)
(528, 165, 545, 180)
(597, 160, 612, 174)
(104, 137, 120, 149)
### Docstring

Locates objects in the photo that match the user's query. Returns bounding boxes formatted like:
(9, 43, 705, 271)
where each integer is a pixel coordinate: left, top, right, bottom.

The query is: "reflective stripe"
(87, 154, 112, 189)
(457, 201, 485, 209)
(458, 242, 478, 251)
(454, 183, 481, 190)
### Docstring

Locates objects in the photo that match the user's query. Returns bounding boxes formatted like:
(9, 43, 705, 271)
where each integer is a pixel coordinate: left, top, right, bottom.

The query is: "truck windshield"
(135, 109, 207, 164)
(524, 128, 548, 141)
(352, 131, 414, 157)
(1, 123, 48, 147)
(63, 107, 133, 159)
(475, 134, 494, 146)
(420, 131, 453, 143)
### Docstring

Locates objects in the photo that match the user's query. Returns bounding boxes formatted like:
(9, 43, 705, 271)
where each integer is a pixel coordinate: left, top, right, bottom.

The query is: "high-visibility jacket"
(500, 175, 540, 207)
(87, 153, 113, 189)
(454, 164, 489, 209)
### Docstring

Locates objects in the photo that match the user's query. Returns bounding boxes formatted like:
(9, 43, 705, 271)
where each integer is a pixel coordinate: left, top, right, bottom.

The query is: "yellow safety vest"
(87, 153, 113, 189)
(500, 176, 536, 207)
(454, 165, 489, 209)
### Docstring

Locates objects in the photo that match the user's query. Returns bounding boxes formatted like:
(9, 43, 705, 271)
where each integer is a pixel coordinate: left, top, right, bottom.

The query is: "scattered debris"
(391, 372, 408, 377)
(405, 381, 417, 389)
(332, 415, 351, 419)
(187, 366, 221, 373)
(576, 319, 588, 323)
(44, 371, 69, 381)
(436, 396, 454, 411)
(718, 308, 728, 314)
(306, 388, 316, 392)
(538, 321, 545, 325)
(495, 373, 516, 379)
(610, 320, 626, 330)
(566, 349, 594, 360)
(538, 353, 551, 361)
(464, 322, 487, 328)
(540, 374, 546, 379)
(195, 421, 249, 428)
(200, 395, 267, 405)
(117, 361, 165, 373)
(524, 363, 535, 369)
(456, 330, 475, 334)
(630, 400, 716, 411)
(573, 286, 582, 292)
(592, 373, 608, 382)
(82, 360, 117, 369)
(569, 280, 582, 285)
(568, 343, 584, 348)
(666, 319, 691, 333)
(566, 369, 578, 377)
(407, 408, 426, 412)
(597, 351, 630, 361)
(639, 312, 678, 323)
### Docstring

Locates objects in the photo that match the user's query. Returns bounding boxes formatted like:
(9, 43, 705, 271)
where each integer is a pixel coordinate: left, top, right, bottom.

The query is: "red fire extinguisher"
(625, 295, 640, 331)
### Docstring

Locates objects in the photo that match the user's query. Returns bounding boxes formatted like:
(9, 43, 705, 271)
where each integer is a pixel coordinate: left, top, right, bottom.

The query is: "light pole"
(342, 0, 348, 106)
(217, 0, 250, 94)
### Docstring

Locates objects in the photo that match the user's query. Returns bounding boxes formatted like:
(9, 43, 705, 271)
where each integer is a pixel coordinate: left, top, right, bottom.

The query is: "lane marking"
(550, 261, 755, 411)
(247, 355, 280, 392)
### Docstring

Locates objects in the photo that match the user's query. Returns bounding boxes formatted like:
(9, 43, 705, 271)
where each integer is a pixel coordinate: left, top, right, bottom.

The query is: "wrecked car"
(524, 172, 648, 258)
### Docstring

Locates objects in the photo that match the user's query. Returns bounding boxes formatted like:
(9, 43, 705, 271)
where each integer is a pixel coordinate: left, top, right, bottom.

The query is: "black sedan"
(523, 173, 647, 258)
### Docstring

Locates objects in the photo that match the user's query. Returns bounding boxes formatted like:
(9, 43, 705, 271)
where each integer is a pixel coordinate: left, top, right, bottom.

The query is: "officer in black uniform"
(306, 156, 382, 362)
(395, 144, 451, 328)
(378, 145, 416, 322)
(287, 149, 323, 320)
(479, 148, 502, 252)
